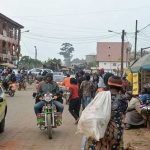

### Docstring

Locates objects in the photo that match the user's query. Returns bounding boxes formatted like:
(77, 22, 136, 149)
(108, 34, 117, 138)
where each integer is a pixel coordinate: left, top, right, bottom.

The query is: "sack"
(77, 91, 111, 141)
(10, 74, 16, 82)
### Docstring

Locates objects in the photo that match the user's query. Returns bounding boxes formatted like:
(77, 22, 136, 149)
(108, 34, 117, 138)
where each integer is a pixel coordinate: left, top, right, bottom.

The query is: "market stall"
(130, 53, 150, 91)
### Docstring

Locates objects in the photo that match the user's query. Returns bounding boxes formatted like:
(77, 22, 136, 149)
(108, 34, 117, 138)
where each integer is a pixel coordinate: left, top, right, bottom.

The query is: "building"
(96, 42, 131, 72)
(0, 13, 24, 64)
(85, 53, 96, 64)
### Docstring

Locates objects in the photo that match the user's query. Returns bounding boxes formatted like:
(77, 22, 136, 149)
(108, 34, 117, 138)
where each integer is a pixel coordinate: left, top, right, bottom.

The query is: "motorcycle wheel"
(9, 91, 15, 97)
(47, 114, 52, 139)
(18, 87, 21, 91)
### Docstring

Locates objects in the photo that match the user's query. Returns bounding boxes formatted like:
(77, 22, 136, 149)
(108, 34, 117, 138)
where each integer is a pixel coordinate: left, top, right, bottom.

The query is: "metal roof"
(0, 13, 24, 28)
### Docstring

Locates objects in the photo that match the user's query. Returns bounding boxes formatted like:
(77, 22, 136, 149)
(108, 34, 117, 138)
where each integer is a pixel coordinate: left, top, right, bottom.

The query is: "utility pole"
(34, 46, 37, 67)
(141, 47, 150, 57)
(134, 20, 138, 60)
(121, 30, 125, 77)
(34, 46, 37, 60)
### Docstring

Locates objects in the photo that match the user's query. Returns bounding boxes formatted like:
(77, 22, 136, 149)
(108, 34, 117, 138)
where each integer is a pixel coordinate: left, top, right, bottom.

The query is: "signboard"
(132, 73, 139, 95)
(118, 58, 121, 61)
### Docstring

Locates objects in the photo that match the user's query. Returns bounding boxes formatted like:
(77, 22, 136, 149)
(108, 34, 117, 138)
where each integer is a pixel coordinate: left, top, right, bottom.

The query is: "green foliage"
(19, 56, 43, 69)
(59, 43, 75, 61)
(88, 61, 98, 67)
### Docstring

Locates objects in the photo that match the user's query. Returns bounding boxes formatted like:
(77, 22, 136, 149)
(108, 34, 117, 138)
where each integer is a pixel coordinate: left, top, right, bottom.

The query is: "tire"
(47, 114, 52, 139)
(10, 91, 15, 97)
(18, 87, 21, 91)
(0, 117, 5, 133)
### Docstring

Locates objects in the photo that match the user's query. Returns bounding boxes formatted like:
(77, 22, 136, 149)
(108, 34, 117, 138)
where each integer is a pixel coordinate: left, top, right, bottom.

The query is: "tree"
(59, 43, 75, 66)
(19, 55, 42, 69)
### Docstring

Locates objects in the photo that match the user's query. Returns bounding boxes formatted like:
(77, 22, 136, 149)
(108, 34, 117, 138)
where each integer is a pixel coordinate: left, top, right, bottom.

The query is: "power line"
(138, 23, 150, 32)
(26, 32, 119, 40)
(11, 5, 150, 17)
(21, 40, 35, 54)
(22, 34, 120, 44)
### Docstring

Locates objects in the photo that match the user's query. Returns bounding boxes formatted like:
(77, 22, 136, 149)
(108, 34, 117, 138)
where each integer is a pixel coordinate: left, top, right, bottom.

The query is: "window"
(113, 63, 116, 66)
(104, 63, 106, 65)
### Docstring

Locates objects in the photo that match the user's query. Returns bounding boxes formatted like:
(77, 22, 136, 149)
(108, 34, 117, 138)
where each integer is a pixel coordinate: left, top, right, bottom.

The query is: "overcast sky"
(1, 0, 150, 61)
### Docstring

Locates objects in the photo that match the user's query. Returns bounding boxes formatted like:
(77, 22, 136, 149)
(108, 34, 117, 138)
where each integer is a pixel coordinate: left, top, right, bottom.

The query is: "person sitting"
(2, 69, 14, 91)
(139, 87, 149, 104)
(16, 71, 23, 82)
(124, 91, 144, 130)
(34, 73, 64, 116)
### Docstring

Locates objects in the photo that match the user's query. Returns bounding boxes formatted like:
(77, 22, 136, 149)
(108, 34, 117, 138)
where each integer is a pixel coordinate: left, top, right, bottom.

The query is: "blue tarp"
(130, 53, 150, 72)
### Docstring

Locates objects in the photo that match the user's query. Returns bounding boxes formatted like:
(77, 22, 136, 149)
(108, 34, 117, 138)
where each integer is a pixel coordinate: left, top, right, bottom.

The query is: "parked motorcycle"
(5, 83, 16, 97)
(33, 93, 62, 139)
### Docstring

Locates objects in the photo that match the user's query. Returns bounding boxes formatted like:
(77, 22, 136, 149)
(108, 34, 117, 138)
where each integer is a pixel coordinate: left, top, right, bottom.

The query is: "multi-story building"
(0, 13, 24, 64)
(96, 42, 131, 72)
(85, 53, 96, 64)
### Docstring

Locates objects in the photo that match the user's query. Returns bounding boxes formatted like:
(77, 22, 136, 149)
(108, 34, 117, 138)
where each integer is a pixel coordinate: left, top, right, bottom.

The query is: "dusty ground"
(124, 127, 150, 150)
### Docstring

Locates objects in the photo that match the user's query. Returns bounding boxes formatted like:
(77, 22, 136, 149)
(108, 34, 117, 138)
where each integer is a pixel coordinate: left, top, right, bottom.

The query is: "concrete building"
(85, 53, 96, 64)
(96, 42, 131, 72)
(0, 13, 24, 64)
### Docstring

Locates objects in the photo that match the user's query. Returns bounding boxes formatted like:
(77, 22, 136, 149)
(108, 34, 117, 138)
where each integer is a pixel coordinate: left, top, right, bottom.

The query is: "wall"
(86, 55, 96, 64)
(98, 61, 127, 71)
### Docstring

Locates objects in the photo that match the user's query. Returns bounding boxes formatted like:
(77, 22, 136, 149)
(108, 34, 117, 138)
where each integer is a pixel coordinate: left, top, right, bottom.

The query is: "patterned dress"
(85, 94, 128, 150)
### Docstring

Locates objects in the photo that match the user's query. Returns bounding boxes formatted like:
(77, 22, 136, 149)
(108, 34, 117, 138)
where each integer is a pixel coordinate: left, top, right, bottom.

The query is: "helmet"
(99, 68, 104, 72)
(46, 73, 53, 78)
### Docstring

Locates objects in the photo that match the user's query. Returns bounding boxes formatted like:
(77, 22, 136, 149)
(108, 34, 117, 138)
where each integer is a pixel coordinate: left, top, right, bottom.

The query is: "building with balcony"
(0, 13, 24, 64)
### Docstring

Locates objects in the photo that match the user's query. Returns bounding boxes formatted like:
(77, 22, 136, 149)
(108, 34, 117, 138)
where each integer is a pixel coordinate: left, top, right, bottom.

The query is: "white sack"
(77, 91, 111, 141)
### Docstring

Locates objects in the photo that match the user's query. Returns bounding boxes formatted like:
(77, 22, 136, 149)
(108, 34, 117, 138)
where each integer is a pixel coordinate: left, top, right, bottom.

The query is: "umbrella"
(130, 53, 150, 72)
(0, 63, 17, 68)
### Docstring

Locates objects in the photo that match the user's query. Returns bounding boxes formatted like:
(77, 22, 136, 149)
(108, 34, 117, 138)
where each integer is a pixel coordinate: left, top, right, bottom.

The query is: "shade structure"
(130, 53, 150, 72)
(0, 63, 17, 68)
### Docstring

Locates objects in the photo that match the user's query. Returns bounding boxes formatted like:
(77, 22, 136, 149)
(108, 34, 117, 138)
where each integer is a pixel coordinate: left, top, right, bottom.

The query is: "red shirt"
(69, 84, 79, 99)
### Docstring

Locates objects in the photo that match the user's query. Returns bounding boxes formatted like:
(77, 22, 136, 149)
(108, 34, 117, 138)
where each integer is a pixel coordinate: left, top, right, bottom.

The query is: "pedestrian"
(80, 73, 94, 109)
(84, 76, 128, 150)
(62, 74, 70, 104)
(98, 68, 106, 89)
(92, 74, 99, 98)
(68, 78, 80, 124)
(75, 72, 79, 84)
(77, 71, 85, 110)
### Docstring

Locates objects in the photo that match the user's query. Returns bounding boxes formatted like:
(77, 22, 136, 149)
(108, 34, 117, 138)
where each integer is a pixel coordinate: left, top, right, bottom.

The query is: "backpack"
(10, 74, 16, 82)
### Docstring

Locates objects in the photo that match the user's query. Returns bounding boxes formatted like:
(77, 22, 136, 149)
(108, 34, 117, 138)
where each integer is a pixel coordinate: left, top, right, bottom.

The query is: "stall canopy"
(0, 63, 17, 68)
(130, 53, 150, 72)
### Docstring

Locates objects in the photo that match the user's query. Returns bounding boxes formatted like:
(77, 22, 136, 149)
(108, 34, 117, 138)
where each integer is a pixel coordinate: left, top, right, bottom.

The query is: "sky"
(1, 0, 150, 61)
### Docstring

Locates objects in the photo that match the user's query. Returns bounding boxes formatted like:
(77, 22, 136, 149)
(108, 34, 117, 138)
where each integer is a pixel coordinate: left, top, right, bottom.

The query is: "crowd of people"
(23, 67, 150, 150)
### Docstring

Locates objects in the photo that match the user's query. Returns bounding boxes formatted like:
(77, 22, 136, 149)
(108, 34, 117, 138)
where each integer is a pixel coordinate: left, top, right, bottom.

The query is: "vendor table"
(135, 105, 150, 129)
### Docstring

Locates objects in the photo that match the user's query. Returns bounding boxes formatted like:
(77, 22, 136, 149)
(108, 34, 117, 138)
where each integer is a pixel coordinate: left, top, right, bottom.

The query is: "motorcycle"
(5, 83, 16, 97)
(28, 75, 33, 85)
(34, 93, 62, 139)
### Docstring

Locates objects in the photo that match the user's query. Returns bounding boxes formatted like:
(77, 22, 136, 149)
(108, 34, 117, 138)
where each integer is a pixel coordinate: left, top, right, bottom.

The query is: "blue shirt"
(140, 94, 147, 104)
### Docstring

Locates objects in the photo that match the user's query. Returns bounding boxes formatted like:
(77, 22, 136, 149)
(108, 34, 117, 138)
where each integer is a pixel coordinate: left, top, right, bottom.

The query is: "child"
(68, 78, 80, 124)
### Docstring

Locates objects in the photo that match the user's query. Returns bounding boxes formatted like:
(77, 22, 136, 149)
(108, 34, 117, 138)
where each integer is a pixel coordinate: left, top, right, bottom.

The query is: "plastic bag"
(77, 91, 111, 141)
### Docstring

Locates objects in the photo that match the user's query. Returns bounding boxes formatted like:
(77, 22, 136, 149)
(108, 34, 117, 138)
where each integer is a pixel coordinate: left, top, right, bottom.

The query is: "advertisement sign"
(132, 73, 139, 95)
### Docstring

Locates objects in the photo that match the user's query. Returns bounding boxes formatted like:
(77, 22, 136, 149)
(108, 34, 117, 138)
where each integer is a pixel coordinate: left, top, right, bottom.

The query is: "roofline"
(97, 42, 130, 44)
(0, 13, 24, 28)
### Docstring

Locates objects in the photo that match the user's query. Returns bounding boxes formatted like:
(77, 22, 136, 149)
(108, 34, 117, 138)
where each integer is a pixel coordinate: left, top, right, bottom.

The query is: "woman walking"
(68, 78, 80, 124)
(85, 76, 128, 150)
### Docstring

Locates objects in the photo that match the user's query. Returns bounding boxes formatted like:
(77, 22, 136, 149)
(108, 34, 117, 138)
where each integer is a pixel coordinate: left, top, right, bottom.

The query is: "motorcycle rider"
(34, 72, 64, 115)
(2, 69, 14, 91)
(16, 71, 23, 82)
